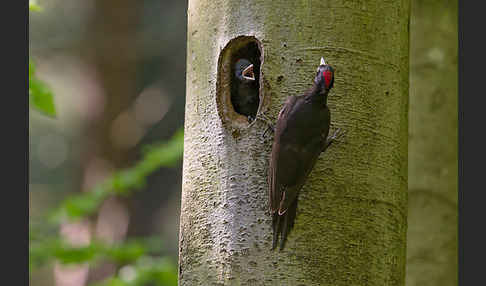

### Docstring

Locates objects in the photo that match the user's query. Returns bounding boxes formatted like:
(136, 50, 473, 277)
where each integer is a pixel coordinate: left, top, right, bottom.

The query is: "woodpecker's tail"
(272, 199, 298, 250)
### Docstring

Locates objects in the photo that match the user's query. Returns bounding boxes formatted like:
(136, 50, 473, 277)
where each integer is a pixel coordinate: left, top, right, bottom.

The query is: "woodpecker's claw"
(262, 125, 275, 140)
(330, 128, 346, 141)
(255, 113, 275, 140)
(322, 128, 346, 151)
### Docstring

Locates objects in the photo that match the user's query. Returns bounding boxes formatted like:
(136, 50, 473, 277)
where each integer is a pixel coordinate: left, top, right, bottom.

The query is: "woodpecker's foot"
(323, 128, 346, 151)
(330, 128, 346, 141)
(247, 115, 255, 123)
(255, 113, 275, 140)
(257, 113, 275, 127)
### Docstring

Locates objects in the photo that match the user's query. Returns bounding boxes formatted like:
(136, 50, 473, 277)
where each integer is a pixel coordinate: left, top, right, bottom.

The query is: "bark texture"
(406, 0, 458, 285)
(180, 0, 410, 285)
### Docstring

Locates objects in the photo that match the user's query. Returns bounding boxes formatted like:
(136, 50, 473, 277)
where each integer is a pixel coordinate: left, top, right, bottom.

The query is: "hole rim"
(216, 35, 265, 130)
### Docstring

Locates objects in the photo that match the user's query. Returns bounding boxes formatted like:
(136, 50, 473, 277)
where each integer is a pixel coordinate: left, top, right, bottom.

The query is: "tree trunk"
(179, 0, 410, 285)
(406, 0, 458, 285)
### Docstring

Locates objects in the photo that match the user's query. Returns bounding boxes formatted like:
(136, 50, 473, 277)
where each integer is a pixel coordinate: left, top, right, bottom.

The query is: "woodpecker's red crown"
(314, 57, 334, 91)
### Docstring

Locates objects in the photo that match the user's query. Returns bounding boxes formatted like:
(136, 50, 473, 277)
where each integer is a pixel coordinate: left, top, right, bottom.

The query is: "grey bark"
(406, 0, 458, 285)
(180, 0, 410, 285)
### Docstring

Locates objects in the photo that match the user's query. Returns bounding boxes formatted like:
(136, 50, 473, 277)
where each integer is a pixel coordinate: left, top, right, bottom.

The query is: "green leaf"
(64, 193, 106, 218)
(29, 1, 43, 12)
(105, 242, 146, 264)
(91, 277, 127, 286)
(29, 60, 56, 117)
(54, 242, 100, 264)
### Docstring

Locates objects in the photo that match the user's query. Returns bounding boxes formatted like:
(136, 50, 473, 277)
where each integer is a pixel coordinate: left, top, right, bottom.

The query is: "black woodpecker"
(232, 58, 259, 122)
(268, 57, 342, 250)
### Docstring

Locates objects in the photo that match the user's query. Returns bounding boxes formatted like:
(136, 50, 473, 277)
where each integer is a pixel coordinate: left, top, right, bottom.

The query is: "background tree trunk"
(406, 0, 458, 285)
(54, 1, 142, 285)
(179, 0, 410, 285)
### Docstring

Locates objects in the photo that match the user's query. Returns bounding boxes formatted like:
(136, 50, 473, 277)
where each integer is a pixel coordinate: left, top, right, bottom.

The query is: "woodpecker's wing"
(269, 95, 298, 213)
(269, 93, 330, 250)
(269, 95, 330, 215)
(269, 95, 312, 214)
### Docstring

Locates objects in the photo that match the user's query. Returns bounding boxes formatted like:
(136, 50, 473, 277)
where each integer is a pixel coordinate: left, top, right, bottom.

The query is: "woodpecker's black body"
(232, 58, 259, 121)
(269, 58, 337, 250)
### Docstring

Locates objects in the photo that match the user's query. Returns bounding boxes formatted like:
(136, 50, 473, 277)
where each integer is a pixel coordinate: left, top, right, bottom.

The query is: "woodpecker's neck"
(306, 84, 329, 105)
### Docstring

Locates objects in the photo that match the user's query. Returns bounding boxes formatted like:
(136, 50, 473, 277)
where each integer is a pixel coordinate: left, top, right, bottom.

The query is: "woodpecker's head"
(314, 57, 334, 93)
(234, 58, 255, 83)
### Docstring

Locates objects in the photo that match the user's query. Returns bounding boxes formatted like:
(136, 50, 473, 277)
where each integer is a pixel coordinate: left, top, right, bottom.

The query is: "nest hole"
(216, 36, 263, 128)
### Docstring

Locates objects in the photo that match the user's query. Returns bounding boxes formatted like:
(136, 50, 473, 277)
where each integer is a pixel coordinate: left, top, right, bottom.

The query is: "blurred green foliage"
(29, 2, 55, 117)
(29, 5, 182, 282)
(29, 131, 183, 285)
(91, 257, 178, 286)
(29, 60, 56, 117)
(29, 2, 182, 285)
(29, 1, 43, 12)
(30, 232, 178, 286)
(30, 238, 145, 266)
(50, 130, 184, 223)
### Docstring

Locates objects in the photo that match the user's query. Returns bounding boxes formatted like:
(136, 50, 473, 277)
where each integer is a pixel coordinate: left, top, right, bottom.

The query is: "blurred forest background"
(29, 0, 457, 285)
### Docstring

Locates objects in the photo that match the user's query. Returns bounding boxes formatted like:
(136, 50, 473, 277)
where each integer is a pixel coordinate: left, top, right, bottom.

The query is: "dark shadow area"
(230, 41, 261, 121)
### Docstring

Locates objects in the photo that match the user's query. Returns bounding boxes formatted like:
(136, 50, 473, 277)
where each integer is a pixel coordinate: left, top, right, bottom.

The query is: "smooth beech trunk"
(179, 0, 410, 285)
(406, 0, 458, 285)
